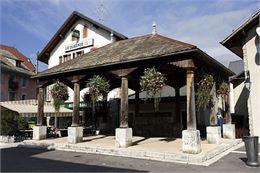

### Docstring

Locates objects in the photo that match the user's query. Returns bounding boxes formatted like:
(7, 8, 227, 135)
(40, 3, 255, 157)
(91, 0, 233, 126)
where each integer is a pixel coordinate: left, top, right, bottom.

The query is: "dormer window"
(16, 60, 21, 67)
(72, 29, 80, 41)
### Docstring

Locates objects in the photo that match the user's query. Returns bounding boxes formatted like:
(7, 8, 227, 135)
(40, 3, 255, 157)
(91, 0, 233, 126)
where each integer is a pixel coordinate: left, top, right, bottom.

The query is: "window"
(21, 94, 26, 100)
(83, 25, 88, 38)
(76, 50, 84, 57)
(22, 78, 27, 87)
(16, 61, 21, 67)
(71, 29, 80, 41)
(59, 56, 62, 64)
(9, 92, 15, 101)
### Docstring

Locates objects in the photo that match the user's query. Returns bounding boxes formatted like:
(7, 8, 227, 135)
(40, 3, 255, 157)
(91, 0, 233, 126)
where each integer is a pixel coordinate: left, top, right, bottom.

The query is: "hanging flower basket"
(86, 75, 110, 108)
(195, 74, 214, 109)
(217, 82, 229, 96)
(50, 82, 69, 112)
(140, 67, 166, 111)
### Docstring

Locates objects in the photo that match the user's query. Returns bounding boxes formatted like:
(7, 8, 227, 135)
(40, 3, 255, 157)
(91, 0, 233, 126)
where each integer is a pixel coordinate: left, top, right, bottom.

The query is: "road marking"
(231, 150, 260, 155)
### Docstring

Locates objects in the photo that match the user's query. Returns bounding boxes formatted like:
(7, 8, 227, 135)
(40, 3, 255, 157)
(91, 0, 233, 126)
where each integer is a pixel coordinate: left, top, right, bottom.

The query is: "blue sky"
(1, 0, 259, 71)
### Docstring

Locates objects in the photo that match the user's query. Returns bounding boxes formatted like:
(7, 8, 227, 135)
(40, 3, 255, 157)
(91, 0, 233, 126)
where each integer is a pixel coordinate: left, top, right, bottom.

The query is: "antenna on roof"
(152, 21, 157, 35)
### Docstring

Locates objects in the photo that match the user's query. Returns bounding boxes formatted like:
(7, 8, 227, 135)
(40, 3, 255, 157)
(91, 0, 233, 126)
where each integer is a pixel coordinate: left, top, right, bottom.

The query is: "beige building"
(221, 11, 260, 138)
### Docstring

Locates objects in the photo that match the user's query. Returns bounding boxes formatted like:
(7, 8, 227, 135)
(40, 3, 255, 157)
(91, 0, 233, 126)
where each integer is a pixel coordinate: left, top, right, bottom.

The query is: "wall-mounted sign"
(65, 38, 94, 52)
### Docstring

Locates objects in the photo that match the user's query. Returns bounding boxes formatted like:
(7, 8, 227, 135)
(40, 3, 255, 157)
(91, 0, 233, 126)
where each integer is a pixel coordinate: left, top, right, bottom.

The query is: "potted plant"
(86, 75, 110, 131)
(140, 67, 166, 112)
(50, 82, 69, 129)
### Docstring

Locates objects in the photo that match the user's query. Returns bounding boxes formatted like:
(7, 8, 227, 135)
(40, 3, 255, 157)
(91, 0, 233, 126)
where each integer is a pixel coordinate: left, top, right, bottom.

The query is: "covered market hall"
(33, 33, 233, 154)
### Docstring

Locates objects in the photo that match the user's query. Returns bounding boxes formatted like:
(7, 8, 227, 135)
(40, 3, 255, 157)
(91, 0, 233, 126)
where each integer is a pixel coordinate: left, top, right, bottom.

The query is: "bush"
(1, 110, 18, 136)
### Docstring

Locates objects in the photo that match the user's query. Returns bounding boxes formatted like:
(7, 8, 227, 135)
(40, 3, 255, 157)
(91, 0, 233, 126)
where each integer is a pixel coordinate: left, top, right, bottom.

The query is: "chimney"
(152, 21, 157, 35)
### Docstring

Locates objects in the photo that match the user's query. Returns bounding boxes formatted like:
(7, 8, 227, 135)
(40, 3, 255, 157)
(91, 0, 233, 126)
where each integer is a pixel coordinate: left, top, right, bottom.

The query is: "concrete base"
(33, 126, 47, 140)
(207, 126, 221, 144)
(182, 130, 202, 154)
(223, 124, 236, 139)
(68, 126, 83, 144)
(115, 128, 132, 148)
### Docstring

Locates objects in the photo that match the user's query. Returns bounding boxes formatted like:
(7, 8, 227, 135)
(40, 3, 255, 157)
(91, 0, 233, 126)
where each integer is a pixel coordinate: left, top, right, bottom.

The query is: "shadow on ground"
(1, 147, 147, 172)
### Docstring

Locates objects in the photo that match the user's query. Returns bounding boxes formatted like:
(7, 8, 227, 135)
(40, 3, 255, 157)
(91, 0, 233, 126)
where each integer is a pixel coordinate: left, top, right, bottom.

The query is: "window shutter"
(83, 26, 88, 38)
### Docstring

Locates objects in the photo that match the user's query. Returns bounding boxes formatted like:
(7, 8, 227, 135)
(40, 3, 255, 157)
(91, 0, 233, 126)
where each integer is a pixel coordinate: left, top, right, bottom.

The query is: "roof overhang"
(220, 11, 260, 58)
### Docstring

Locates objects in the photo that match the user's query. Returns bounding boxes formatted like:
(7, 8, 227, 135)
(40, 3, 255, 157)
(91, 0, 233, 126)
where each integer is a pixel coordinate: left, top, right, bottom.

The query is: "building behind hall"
(0, 44, 36, 101)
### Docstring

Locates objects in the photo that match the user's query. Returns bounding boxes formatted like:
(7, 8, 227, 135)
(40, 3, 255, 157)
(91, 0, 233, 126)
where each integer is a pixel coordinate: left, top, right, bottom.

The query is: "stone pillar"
(72, 82, 80, 127)
(37, 87, 44, 126)
(120, 77, 128, 128)
(68, 81, 83, 144)
(186, 69, 196, 130)
(33, 87, 47, 140)
(115, 77, 132, 148)
(223, 124, 236, 139)
(207, 126, 221, 144)
(182, 69, 201, 154)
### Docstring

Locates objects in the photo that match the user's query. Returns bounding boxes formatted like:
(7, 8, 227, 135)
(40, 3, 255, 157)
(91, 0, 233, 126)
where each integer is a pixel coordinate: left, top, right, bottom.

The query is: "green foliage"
(0, 110, 18, 136)
(217, 82, 229, 96)
(87, 75, 110, 104)
(140, 67, 166, 111)
(17, 117, 28, 130)
(195, 74, 214, 109)
(50, 82, 69, 112)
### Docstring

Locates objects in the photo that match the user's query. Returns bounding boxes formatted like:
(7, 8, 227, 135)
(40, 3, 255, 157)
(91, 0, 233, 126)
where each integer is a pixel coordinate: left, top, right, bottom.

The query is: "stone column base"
(68, 126, 83, 144)
(182, 130, 202, 154)
(207, 126, 221, 144)
(223, 124, 236, 139)
(33, 126, 47, 140)
(115, 128, 132, 148)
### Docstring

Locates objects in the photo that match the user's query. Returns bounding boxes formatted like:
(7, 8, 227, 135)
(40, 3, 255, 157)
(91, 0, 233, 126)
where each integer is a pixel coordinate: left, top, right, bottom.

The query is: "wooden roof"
(35, 34, 233, 79)
(221, 10, 260, 58)
(38, 11, 128, 64)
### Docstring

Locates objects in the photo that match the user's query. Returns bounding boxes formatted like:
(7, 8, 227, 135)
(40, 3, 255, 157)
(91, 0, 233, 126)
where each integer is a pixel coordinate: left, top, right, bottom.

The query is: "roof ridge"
(154, 34, 196, 49)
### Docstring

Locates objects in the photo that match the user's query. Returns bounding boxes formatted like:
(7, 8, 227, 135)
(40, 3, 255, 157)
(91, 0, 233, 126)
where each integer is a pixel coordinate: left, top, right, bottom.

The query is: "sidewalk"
(19, 135, 242, 166)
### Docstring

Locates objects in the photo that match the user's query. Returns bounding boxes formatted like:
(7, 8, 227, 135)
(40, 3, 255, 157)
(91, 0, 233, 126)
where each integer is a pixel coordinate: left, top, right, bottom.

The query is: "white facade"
(242, 25, 260, 137)
(47, 19, 118, 102)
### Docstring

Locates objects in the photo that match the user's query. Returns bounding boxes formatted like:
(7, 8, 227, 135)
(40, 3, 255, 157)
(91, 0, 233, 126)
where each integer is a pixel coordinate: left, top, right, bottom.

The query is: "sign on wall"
(65, 38, 94, 52)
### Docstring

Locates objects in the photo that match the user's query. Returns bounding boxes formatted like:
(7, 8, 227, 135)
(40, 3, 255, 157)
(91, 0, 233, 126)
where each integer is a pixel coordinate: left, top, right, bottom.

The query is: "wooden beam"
(72, 82, 80, 126)
(110, 67, 137, 77)
(120, 77, 129, 128)
(37, 87, 44, 126)
(169, 59, 196, 69)
(186, 69, 197, 130)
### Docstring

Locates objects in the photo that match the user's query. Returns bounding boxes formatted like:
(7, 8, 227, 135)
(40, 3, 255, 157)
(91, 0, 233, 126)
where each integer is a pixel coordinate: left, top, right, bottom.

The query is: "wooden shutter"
(83, 26, 88, 38)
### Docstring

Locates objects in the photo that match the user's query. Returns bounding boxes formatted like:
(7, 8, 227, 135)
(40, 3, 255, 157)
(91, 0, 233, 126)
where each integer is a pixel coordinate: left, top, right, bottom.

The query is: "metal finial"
(152, 21, 157, 35)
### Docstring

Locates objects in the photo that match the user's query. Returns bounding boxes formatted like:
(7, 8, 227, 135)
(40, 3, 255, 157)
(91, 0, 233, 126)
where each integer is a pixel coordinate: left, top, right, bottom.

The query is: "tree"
(50, 82, 69, 128)
(86, 75, 110, 129)
(140, 67, 166, 112)
(0, 110, 18, 136)
(195, 74, 217, 125)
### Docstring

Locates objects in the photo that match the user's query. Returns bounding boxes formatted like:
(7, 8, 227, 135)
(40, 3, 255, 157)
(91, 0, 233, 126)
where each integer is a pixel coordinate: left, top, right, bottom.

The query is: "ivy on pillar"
(68, 80, 83, 144)
(33, 86, 47, 140)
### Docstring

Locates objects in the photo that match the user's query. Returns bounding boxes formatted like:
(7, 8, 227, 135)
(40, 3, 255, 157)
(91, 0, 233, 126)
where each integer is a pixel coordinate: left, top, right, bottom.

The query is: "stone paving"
(19, 135, 242, 166)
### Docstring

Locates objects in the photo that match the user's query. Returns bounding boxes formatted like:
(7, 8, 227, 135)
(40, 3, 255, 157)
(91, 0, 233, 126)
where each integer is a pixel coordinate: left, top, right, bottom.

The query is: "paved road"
(1, 145, 259, 172)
